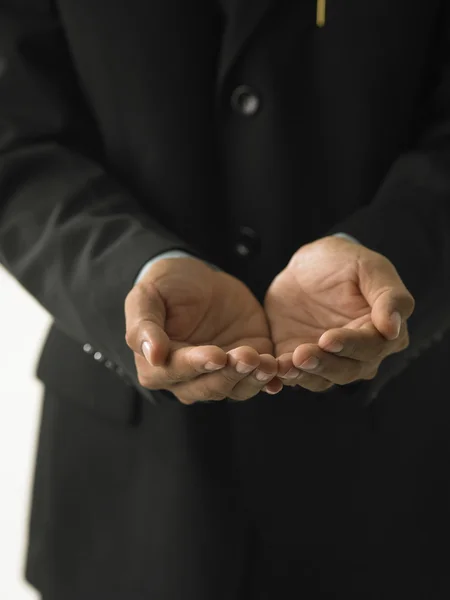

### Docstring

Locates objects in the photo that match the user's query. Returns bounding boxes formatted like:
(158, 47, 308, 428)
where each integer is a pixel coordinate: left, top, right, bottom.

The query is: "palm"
(265, 240, 372, 357)
(152, 260, 273, 354)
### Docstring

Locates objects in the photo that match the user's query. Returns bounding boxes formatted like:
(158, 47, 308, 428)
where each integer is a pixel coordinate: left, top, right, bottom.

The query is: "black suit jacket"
(1, 0, 450, 598)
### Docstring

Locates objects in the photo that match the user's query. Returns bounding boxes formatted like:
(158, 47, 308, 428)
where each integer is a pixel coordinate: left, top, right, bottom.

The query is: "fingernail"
(299, 357, 320, 371)
(283, 368, 301, 379)
(263, 386, 280, 395)
(325, 341, 344, 353)
(390, 311, 402, 339)
(141, 341, 152, 364)
(255, 370, 273, 382)
(204, 362, 224, 372)
(236, 362, 255, 374)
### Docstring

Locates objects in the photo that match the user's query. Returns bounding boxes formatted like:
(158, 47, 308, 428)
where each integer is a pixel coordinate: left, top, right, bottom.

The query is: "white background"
(0, 266, 49, 600)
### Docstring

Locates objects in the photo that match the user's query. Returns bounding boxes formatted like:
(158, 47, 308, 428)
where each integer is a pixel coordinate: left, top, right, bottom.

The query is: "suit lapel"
(215, 0, 323, 96)
(216, 0, 274, 94)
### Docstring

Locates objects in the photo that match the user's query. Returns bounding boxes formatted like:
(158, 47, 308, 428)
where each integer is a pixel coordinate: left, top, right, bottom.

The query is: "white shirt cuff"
(134, 250, 194, 285)
(333, 232, 361, 245)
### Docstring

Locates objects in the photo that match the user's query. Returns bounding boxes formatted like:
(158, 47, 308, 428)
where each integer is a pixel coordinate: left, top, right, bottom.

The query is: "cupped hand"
(265, 236, 415, 392)
(125, 257, 282, 403)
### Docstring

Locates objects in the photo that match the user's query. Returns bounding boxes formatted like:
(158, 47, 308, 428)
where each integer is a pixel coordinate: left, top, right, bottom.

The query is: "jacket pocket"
(35, 323, 140, 425)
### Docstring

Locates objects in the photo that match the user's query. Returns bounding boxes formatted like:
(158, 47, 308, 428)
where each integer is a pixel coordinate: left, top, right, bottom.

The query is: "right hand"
(125, 257, 282, 404)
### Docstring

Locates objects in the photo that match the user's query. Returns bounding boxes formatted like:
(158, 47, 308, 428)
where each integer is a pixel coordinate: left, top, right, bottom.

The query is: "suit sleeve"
(329, 6, 450, 403)
(0, 2, 193, 398)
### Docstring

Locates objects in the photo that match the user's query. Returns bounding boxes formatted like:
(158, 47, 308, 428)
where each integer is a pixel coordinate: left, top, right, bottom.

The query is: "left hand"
(265, 236, 415, 392)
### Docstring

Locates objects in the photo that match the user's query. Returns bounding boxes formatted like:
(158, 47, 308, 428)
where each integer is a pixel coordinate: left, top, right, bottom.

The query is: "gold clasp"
(316, 0, 326, 27)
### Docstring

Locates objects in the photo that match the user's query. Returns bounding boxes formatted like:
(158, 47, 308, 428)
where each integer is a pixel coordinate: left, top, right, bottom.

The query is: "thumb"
(125, 282, 171, 366)
(359, 256, 415, 341)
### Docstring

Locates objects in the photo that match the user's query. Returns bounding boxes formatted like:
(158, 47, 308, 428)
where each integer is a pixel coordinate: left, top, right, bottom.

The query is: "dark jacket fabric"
(1, 0, 450, 598)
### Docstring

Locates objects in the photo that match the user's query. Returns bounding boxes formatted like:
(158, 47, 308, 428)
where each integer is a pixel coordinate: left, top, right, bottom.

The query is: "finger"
(358, 258, 415, 341)
(294, 372, 335, 393)
(292, 343, 371, 385)
(276, 353, 302, 388)
(230, 354, 280, 401)
(263, 377, 284, 395)
(136, 344, 228, 389)
(277, 354, 336, 392)
(125, 282, 170, 365)
(171, 346, 261, 404)
(232, 378, 284, 399)
(280, 345, 378, 386)
(318, 322, 408, 362)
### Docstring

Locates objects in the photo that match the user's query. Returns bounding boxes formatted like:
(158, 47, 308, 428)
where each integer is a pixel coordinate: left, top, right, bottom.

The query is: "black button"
(230, 85, 261, 116)
(234, 226, 260, 258)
